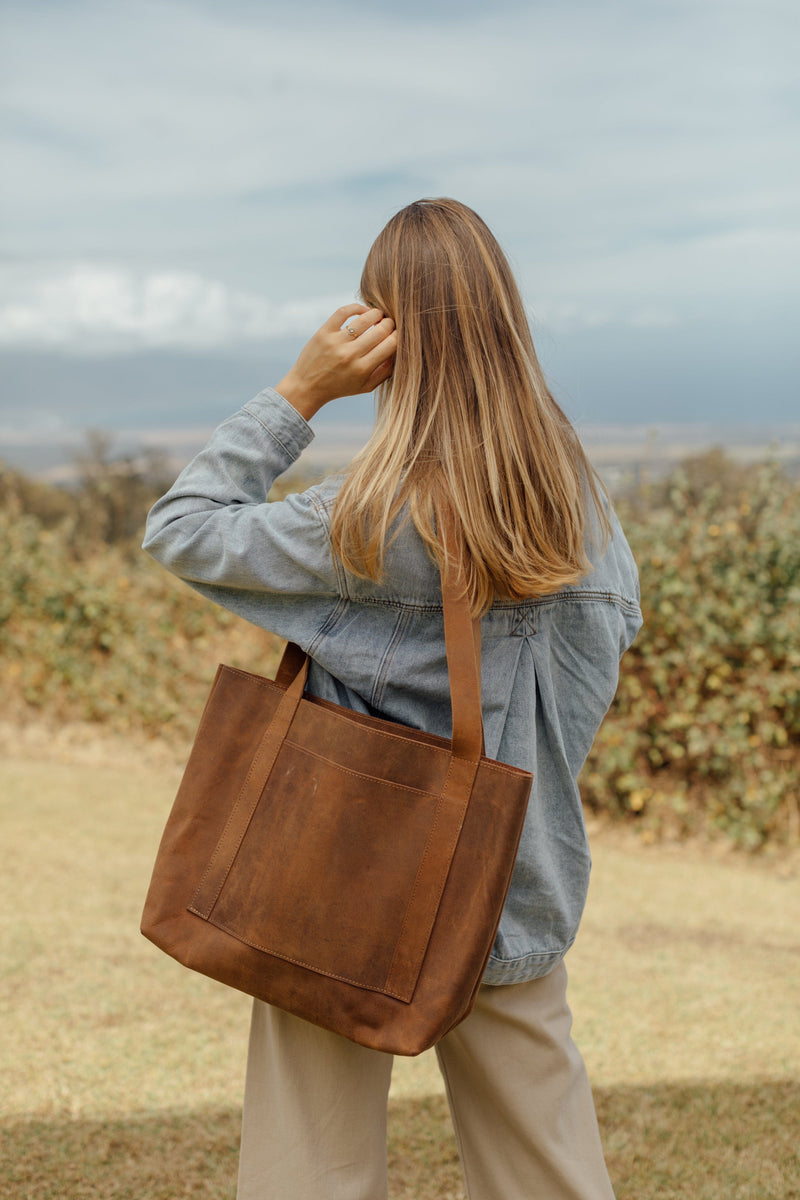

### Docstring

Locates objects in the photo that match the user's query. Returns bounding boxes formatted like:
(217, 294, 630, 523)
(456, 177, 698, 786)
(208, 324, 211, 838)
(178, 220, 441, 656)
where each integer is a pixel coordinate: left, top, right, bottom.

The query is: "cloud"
(0, 265, 351, 354)
(3, 0, 796, 263)
(530, 301, 679, 332)
(0, 0, 796, 409)
(0, 260, 682, 355)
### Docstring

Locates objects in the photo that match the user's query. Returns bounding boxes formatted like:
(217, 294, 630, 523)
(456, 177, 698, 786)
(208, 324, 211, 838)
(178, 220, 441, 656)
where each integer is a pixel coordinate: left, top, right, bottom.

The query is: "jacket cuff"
(242, 387, 315, 464)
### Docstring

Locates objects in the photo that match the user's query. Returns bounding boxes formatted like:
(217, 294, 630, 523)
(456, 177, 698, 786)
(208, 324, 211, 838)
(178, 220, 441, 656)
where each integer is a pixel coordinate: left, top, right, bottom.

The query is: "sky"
(1, 0, 798, 470)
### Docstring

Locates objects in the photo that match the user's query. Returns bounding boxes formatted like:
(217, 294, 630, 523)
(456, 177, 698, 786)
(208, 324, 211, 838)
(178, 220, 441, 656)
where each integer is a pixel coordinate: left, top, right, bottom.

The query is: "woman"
(144, 197, 642, 1200)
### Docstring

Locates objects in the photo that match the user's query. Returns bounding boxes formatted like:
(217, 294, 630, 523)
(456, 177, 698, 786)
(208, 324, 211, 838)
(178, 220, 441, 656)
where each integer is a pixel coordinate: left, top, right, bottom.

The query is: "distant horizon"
(5, 408, 799, 486)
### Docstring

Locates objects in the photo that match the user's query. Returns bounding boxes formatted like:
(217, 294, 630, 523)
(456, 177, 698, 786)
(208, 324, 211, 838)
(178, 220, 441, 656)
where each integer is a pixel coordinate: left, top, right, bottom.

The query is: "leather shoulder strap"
(272, 511, 485, 765)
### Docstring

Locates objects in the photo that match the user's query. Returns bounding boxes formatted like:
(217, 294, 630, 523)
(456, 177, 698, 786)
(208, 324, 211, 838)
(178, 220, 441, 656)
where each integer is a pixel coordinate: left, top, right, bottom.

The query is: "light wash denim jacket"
(143, 388, 642, 985)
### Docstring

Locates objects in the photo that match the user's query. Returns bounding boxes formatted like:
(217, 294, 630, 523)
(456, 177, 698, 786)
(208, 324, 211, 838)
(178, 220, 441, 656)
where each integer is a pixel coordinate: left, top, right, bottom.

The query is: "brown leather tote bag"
(141, 570, 531, 1056)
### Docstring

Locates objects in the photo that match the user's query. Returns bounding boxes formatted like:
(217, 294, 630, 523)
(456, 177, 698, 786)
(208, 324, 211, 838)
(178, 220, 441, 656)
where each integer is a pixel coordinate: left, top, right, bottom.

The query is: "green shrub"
(582, 457, 800, 847)
(0, 501, 281, 737)
(2, 450, 798, 847)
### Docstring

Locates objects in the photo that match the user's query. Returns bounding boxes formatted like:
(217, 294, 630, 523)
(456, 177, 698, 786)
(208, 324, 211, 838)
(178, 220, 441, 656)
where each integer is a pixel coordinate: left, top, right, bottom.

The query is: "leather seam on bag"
(199, 915, 412, 999)
(383, 753, 460, 991)
(281, 738, 440, 796)
(218, 668, 282, 692)
(215, 666, 451, 756)
(289, 688, 453, 754)
(186, 678, 247, 908)
(188, 687, 293, 914)
(220, 665, 438, 747)
(197, 673, 526, 780)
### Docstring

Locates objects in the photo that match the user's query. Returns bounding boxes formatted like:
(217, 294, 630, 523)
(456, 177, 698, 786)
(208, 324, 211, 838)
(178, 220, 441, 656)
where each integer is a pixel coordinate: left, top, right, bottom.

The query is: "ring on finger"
(342, 317, 360, 339)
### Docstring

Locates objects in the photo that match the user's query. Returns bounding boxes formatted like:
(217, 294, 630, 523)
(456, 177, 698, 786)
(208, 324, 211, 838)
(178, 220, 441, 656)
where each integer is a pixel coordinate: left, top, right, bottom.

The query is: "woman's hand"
(275, 304, 397, 421)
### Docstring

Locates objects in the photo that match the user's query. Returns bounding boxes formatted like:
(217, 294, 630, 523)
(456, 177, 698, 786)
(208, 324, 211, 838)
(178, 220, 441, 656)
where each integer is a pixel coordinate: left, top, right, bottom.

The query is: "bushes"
(0, 500, 281, 738)
(582, 457, 800, 847)
(1, 450, 798, 847)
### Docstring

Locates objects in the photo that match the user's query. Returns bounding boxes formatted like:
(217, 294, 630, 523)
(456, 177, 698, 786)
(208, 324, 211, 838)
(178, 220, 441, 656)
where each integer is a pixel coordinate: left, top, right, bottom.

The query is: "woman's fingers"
(361, 353, 396, 393)
(339, 307, 387, 341)
(275, 305, 396, 416)
(360, 321, 397, 363)
(325, 303, 367, 333)
(343, 314, 396, 391)
(351, 328, 398, 392)
(346, 313, 395, 354)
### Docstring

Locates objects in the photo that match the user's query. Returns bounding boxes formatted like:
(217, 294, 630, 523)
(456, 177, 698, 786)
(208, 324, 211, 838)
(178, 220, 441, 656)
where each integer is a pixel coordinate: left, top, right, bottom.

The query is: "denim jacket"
(143, 387, 642, 985)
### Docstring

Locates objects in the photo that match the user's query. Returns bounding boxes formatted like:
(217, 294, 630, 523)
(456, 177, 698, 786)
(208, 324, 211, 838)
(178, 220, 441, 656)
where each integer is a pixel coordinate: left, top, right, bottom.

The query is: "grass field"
(2, 737, 799, 1198)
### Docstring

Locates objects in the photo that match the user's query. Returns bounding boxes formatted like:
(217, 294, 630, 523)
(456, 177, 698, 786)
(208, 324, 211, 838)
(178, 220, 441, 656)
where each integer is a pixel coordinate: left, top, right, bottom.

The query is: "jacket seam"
(295, 486, 348, 656)
(371, 607, 411, 709)
(545, 589, 641, 615)
(307, 490, 350, 599)
(242, 406, 300, 462)
(335, 592, 641, 617)
(306, 596, 348, 658)
(306, 496, 639, 613)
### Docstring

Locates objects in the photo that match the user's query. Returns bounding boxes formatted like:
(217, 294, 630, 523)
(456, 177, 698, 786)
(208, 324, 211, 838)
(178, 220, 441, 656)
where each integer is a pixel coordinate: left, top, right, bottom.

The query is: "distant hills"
(3, 417, 798, 490)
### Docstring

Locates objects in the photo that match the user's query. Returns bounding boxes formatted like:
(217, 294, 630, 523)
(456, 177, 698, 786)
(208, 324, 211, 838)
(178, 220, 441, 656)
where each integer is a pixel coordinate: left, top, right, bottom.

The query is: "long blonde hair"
(329, 198, 610, 614)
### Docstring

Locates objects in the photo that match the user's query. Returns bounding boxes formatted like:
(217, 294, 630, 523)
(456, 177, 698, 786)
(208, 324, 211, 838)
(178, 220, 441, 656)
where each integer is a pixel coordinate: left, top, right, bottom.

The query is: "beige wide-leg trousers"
(236, 961, 616, 1200)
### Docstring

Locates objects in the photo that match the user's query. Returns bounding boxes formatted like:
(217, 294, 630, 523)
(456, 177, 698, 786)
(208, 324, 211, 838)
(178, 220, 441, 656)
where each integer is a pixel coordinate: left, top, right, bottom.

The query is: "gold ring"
(345, 323, 359, 338)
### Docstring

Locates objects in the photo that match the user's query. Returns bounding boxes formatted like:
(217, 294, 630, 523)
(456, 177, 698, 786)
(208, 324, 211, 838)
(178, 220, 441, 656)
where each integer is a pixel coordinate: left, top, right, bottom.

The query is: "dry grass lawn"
(1, 735, 798, 1198)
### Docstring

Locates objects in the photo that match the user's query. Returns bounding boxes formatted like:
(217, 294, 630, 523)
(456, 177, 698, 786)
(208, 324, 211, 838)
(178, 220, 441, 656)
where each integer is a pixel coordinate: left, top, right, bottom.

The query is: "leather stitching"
(192, 913, 413, 1000)
(281, 738, 440, 796)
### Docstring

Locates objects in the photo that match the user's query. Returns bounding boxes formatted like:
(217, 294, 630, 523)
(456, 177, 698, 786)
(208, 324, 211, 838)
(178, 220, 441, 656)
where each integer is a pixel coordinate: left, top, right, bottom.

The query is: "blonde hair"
(329, 198, 610, 614)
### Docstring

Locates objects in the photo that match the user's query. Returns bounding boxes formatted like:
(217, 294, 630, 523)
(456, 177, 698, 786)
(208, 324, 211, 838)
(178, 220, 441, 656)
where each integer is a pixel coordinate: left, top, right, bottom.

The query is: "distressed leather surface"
(141, 577, 531, 1055)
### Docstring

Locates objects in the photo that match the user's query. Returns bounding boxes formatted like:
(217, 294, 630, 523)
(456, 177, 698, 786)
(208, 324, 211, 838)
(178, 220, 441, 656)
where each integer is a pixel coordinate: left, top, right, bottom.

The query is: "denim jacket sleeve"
(142, 387, 342, 650)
